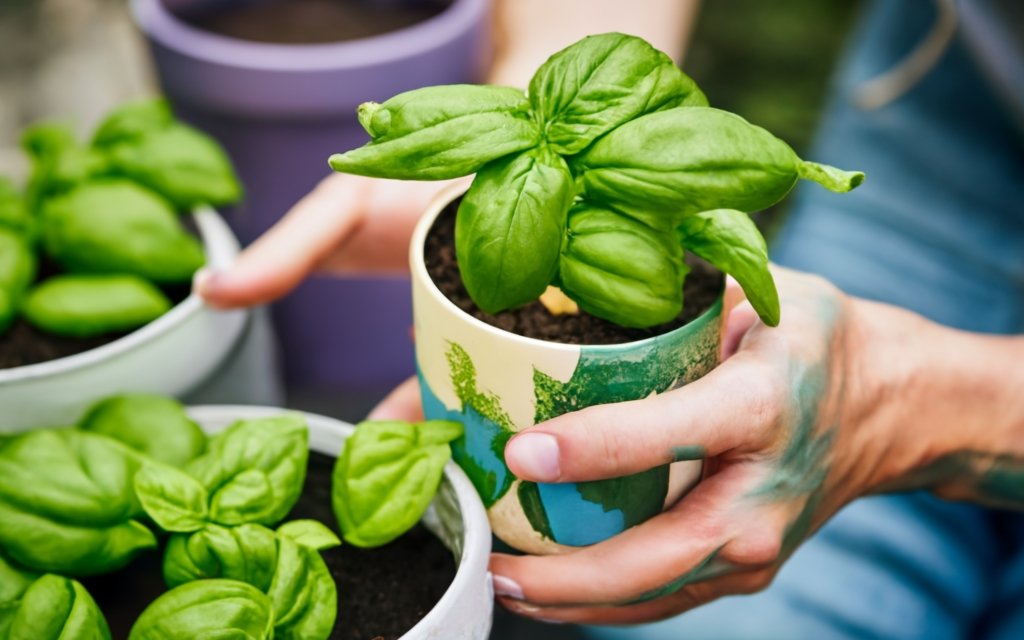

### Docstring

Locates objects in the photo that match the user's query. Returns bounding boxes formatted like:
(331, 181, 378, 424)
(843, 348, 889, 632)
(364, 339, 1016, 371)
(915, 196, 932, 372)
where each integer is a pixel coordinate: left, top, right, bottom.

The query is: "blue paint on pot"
(535, 482, 626, 546)
(418, 371, 513, 508)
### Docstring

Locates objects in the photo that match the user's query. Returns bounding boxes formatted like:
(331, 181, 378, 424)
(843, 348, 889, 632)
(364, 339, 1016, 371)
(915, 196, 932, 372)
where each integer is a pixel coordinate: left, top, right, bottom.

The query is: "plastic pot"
(411, 184, 724, 554)
(0, 208, 247, 431)
(131, 0, 494, 395)
(188, 404, 494, 639)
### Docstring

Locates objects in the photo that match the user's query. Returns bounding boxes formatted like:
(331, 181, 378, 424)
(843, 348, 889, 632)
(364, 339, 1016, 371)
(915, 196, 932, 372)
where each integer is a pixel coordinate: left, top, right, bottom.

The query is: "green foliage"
(332, 419, 462, 548)
(128, 579, 274, 640)
(0, 177, 35, 239)
(134, 463, 211, 533)
(3, 574, 111, 640)
(94, 99, 243, 208)
(22, 274, 172, 338)
(0, 429, 156, 576)
(163, 523, 279, 590)
(329, 32, 865, 328)
(21, 123, 108, 211)
(276, 520, 342, 551)
(0, 229, 36, 332)
(78, 394, 207, 468)
(40, 179, 204, 284)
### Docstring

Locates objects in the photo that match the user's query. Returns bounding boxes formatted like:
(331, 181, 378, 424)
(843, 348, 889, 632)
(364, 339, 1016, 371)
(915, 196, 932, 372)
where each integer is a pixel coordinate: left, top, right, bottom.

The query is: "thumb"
(504, 354, 778, 483)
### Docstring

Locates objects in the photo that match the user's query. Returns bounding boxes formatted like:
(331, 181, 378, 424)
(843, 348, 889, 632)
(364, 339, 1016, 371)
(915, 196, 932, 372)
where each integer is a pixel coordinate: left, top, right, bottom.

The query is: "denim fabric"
(584, 0, 1024, 638)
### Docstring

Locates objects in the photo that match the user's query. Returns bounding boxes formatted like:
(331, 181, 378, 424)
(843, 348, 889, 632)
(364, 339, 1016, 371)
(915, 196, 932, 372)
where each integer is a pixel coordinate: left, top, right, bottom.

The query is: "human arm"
(196, 0, 700, 308)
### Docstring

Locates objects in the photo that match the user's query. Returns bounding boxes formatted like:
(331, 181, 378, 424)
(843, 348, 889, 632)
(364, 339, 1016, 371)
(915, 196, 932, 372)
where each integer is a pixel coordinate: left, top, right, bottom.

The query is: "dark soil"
(85, 451, 457, 640)
(0, 221, 195, 370)
(425, 200, 725, 345)
(178, 0, 453, 45)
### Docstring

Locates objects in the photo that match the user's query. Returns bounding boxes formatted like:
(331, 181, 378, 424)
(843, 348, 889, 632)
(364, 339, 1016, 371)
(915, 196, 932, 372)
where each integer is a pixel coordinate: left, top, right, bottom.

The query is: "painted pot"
(0, 208, 247, 432)
(131, 0, 494, 396)
(188, 404, 493, 640)
(411, 185, 724, 554)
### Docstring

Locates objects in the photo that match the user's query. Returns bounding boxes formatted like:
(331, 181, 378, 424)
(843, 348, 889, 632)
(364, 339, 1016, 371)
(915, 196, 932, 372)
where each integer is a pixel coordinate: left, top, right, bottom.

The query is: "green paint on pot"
(575, 465, 670, 529)
(517, 482, 554, 541)
(628, 547, 724, 604)
(977, 463, 1024, 505)
(447, 343, 515, 431)
(671, 445, 707, 462)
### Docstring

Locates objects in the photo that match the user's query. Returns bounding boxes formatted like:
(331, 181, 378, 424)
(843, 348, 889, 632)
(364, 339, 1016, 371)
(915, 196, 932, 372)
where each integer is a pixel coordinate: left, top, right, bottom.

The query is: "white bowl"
(188, 405, 494, 640)
(0, 208, 248, 431)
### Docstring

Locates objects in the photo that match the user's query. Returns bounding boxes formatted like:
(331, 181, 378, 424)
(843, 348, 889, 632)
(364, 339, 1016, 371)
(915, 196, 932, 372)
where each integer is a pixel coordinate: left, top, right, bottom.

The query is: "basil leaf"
(574, 107, 863, 223)
(0, 551, 36, 605)
(0, 229, 37, 320)
(530, 32, 706, 155)
(91, 99, 175, 147)
(134, 463, 210, 533)
(276, 520, 342, 551)
(6, 574, 111, 640)
(40, 179, 204, 283)
(128, 579, 274, 640)
(678, 209, 779, 326)
(330, 86, 541, 180)
(0, 177, 35, 239)
(21, 124, 108, 210)
(22, 275, 172, 339)
(0, 430, 157, 576)
(267, 537, 337, 640)
(163, 524, 278, 591)
(186, 415, 309, 527)
(79, 394, 206, 468)
(455, 147, 574, 313)
(559, 202, 687, 328)
(332, 420, 462, 548)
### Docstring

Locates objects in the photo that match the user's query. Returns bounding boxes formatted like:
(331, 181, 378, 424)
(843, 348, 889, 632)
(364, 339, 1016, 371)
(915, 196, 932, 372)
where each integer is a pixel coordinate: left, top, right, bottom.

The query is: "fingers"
(197, 173, 372, 308)
(504, 353, 781, 483)
(366, 376, 425, 422)
(489, 466, 782, 608)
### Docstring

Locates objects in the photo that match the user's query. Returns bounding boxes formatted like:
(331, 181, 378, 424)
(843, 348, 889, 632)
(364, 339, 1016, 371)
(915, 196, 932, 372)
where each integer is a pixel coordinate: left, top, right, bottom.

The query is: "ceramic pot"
(131, 0, 494, 396)
(0, 208, 247, 431)
(411, 184, 724, 554)
(188, 404, 494, 639)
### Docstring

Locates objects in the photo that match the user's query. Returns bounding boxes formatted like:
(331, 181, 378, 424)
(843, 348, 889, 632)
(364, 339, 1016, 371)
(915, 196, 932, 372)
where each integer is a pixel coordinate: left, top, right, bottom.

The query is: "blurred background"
(0, 0, 862, 637)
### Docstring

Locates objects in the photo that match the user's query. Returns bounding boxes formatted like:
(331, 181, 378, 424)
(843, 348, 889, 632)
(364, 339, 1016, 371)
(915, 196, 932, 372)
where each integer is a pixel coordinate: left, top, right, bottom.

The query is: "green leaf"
(0, 177, 35, 239)
(186, 415, 309, 527)
(559, 202, 686, 327)
(276, 520, 342, 551)
(0, 429, 156, 576)
(330, 85, 541, 180)
(23, 274, 172, 339)
(332, 419, 462, 548)
(128, 579, 274, 640)
(163, 524, 279, 591)
(530, 32, 706, 155)
(91, 99, 175, 148)
(797, 160, 865, 193)
(267, 537, 337, 640)
(678, 209, 780, 326)
(21, 123, 108, 211)
(134, 463, 210, 533)
(455, 147, 575, 313)
(0, 228, 37, 330)
(0, 550, 37, 606)
(40, 179, 204, 283)
(78, 394, 207, 468)
(6, 574, 111, 640)
(574, 107, 815, 223)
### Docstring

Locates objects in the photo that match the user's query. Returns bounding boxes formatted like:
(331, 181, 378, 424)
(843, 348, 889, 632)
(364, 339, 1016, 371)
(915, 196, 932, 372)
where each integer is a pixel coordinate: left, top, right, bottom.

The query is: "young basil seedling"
(332, 419, 463, 548)
(329, 32, 865, 328)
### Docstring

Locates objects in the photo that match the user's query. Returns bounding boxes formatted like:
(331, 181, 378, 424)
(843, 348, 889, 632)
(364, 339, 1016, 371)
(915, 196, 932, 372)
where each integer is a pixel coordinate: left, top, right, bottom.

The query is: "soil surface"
(425, 200, 725, 345)
(86, 451, 457, 640)
(0, 220, 195, 370)
(179, 0, 453, 45)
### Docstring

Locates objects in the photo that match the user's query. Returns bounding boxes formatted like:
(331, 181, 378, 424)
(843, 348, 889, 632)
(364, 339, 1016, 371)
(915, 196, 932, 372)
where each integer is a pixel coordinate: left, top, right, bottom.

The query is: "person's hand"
(476, 267, 931, 624)
(195, 173, 464, 308)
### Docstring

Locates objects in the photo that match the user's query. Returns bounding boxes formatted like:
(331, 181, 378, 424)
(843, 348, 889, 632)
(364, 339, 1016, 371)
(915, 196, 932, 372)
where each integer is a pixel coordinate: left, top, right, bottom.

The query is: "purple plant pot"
(131, 0, 493, 399)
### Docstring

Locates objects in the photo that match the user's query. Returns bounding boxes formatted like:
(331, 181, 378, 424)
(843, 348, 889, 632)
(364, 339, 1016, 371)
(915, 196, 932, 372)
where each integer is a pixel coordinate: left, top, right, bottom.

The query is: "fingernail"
(506, 433, 560, 482)
(492, 574, 524, 600)
(192, 267, 220, 297)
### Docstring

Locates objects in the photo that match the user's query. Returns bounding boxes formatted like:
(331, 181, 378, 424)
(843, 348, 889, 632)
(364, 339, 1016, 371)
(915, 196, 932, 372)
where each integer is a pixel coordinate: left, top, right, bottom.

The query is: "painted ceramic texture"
(410, 184, 723, 554)
(0, 208, 247, 432)
(188, 405, 493, 640)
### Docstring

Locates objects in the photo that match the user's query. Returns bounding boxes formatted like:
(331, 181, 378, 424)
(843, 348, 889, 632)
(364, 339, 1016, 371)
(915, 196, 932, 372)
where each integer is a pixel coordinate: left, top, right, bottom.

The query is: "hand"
(484, 267, 934, 624)
(195, 173, 464, 308)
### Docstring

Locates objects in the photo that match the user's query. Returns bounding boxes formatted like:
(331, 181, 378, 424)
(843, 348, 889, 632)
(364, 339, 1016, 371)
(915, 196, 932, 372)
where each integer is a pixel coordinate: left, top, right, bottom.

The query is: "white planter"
(411, 184, 722, 554)
(188, 405, 494, 640)
(0, 208, 247, 431)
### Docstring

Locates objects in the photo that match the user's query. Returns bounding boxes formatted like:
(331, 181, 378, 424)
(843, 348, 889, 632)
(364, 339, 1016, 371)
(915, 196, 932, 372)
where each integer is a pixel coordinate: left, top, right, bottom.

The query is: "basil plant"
(330, 33, 864, 328)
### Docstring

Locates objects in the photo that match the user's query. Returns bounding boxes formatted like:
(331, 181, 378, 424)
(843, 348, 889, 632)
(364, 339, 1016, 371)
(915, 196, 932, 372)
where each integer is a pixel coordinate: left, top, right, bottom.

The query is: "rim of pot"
(186, 404, 492, 639)
(410, 182, 726, 354)
(131, 0, 489, 72)
(0, 207, 240, 384)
